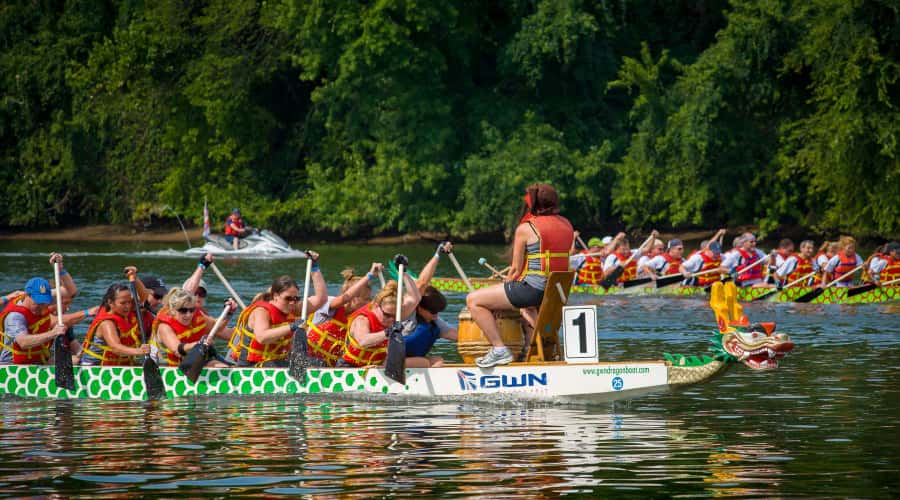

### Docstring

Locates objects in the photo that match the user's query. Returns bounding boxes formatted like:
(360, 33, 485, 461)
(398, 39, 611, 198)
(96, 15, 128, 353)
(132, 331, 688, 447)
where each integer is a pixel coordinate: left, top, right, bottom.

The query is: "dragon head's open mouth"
(722, 328, 795, 369)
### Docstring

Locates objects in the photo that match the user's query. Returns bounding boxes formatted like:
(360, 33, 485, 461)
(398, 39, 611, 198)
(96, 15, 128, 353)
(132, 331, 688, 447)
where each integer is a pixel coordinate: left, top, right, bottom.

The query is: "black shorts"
(504, 281, 545, 308)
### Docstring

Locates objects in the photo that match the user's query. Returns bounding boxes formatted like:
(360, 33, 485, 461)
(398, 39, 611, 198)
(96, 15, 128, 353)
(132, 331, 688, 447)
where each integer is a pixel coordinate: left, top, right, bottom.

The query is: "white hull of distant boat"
(185, 229, 297, 255)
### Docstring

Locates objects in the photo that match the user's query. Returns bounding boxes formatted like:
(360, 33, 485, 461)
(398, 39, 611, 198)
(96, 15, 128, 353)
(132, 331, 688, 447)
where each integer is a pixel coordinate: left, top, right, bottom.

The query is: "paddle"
(655, 273, 688, 288)
(600, 234, 655, 289)
(478, 257, 506, 279)
(377, 270, 386, 288)
(179, 305, 232, 383)
(383, 254, 407, 384)
(576, 235, 589, 250)
(847, 277, 900, 298)
(208, 262, 247, 310)
(127, 275, 166, 400)
(447, 251, 475, 292)
(794, 264, 864, 303)
(751, 271, 816, 302)
(52, 262, 75, 391)
(288, 258, 314, 383)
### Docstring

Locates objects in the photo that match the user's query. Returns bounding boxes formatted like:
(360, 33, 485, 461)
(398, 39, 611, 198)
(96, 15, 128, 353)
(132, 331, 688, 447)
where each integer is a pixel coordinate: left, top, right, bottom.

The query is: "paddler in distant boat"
(571, 234, 623, 285)
(224, 208, 249, 251)
(228, 251, 328, 367)
(822, 236, 863, 287)
(80, 266, 154, 366)
(639, 239, 685, 281)
(151, 288, 237, 368)
(465, 183, 574, 368)
(636, 238, 665, 279)
(723, 232, 770, 287)
(765, 239, 795, 286)
(868, 242, 900, 285)
(771, 239, 818, 287)
(304, 261, 384, 367)
(600, 231, 659, 285)
(680, 240, 729, 286)
(399, 242, 459, 368)
(814, 241, 838, 284)
(0, 277, 68, 365)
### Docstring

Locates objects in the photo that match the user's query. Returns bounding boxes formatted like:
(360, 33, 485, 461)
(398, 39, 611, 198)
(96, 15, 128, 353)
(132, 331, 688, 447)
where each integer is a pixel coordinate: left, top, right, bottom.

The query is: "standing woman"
(466, 183, 574, 368)
(151, 288, 236, 367)
(228, 252, 327, 367)
(81, 267, 152, 366)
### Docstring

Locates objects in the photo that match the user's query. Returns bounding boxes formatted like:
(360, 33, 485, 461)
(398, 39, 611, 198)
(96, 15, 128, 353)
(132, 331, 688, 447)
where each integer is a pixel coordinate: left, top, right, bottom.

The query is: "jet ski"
(185, 229, 299, 256)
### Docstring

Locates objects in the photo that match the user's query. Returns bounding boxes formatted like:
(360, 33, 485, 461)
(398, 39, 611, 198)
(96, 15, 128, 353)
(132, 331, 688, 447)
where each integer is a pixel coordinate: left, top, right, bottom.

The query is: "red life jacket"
(228, 301, 294, 364)
(0, 297, 53, 364)
(341, 303, 388, 367)
(786, 254, 814, 283)
(612, 251, 638, 283)
(736, 248, 764, 283)
(224, 215, 244, 236)
(152, 308, 209, 366)
(521, 215, 574, 280)
(306, 306, 349, 366)
(661, 253, 683, 275)
(695, 252, 723, 286)
(833, 252, 859, 284)
(879, 256, 900, 283)
(82, 309, 143, 366)
(576, 251, 604, 285)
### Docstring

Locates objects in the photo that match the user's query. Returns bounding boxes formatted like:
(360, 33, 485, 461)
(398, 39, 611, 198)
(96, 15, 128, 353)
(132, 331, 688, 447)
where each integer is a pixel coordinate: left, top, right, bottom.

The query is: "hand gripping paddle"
(383, 254, 408, 384)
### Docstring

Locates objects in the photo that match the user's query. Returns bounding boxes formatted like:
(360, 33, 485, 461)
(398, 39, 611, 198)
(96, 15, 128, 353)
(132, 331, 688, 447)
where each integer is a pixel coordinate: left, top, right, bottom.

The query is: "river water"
(0, 240, 897, 497)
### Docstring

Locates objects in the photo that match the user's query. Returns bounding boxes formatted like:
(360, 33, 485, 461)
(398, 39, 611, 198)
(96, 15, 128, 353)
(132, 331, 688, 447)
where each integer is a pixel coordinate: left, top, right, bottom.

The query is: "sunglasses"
(283, 295, 300, 303)
(176, 307, 196, 314)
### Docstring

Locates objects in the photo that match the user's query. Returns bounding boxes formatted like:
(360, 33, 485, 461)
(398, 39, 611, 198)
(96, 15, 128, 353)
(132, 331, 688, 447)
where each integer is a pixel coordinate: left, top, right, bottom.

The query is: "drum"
(457, 307, 525, 363)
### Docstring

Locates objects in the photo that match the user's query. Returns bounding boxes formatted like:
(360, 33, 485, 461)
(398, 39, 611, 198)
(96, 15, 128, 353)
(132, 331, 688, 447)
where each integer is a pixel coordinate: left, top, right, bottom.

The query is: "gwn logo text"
(457, 370, 548, 391)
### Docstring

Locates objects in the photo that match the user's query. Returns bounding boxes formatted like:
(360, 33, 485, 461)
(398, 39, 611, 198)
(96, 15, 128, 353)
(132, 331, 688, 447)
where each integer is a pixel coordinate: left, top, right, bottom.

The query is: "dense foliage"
(2, 0, 897, 238)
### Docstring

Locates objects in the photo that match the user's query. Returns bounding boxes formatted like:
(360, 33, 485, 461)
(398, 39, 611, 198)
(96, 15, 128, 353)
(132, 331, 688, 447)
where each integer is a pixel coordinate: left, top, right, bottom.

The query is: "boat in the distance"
(185, 229, 297, 256)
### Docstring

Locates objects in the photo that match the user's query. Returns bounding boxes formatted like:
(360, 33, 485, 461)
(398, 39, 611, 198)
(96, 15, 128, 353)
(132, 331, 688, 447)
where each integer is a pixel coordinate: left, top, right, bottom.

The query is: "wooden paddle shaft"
(479, 258, 506, 278)
(782, 271, 816, 289)
(377, 270, 386, 288)
(209, 262, 247, 310)
(824, 264, 864, 288)
(396, 264, 404, 321)
(53, 262, 64, 325)
(204, 306, 232, 346)
(879, 277, 900, 287)
(621, 234, 656, 268)
(300, 259, 313, 320)
(448, 252, 475, 292)
(576, 235, 588, 250)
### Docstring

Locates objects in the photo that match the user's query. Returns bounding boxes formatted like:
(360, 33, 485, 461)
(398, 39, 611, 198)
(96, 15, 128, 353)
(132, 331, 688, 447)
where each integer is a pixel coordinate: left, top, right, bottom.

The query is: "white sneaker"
(475, 347, 513, 368)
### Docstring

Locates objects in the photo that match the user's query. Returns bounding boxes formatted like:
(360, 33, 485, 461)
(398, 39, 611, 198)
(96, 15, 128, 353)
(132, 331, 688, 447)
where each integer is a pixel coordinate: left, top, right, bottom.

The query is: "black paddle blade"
(655, 274, 684, 288)
(847, 283, 877, 298)
(288, 327, 310, 383)
(621, 276, 653, 288)
(143, 357, 166, 400)
(600, 267, 624, 289)
(794, 288, 824, 303)
(54, 336, 75, 391)
(383, 323, 406, 384)
(178, 343, 210, 383)
(751, 289, 778, 302)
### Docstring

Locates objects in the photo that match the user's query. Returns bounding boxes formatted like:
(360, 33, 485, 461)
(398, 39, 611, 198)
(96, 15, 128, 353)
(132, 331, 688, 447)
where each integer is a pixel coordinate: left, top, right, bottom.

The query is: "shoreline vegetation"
(2, 2, 896, 240)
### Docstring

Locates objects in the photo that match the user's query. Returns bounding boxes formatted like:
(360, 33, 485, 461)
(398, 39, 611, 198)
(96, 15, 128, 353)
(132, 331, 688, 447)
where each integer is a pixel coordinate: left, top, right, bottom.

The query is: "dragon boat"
(430, 276, 899, 304)
(0, 280, 794, 403)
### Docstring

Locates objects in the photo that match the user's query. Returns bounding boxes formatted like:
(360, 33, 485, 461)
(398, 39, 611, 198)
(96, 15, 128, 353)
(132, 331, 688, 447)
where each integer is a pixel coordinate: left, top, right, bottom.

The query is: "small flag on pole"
(202, 200, 210, 239)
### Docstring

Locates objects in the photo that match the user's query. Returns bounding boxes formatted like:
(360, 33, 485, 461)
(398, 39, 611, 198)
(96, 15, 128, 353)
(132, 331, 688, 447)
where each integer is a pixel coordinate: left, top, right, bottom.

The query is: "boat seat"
(522, 271, 575, 362)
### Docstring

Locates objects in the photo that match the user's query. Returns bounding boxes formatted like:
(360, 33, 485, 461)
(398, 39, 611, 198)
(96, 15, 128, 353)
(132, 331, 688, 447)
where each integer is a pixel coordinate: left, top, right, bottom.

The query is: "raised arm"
(50, 253, 77, 297)
(124, 266, 149, 303)
(183, 253, 213, 294)
(400, 272, 421, 318)
(416, 242, 452, 291)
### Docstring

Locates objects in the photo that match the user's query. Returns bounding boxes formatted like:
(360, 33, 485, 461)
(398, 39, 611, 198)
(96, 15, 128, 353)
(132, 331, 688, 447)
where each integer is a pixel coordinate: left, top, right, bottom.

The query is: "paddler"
(228, 251, 328, 367)
(304, 262, 383, 366)
(639, 239, 685, 280)
(571, 235, 622, 285)
(636, 238, 665, 279)
(45, 253, 95, 361)
(723, 233, 770, 287)
(822, 236, 863, 287)
(867, 242, 899, 285)
(601, 231, 659, 285)
(0, 277, 68, 364)
(814, 241, 838, 284)
(680, 241, 729, 286)
(224, 208, 248, 250)
(80, 267, 154, 366)
(465, 183, 573, 368)
(151, 288, 237, 367)
(771, 240, 818, 287)
(182, 252, 215, 313)
(337, 272, 420, 368)
(766, 239, 795, 285)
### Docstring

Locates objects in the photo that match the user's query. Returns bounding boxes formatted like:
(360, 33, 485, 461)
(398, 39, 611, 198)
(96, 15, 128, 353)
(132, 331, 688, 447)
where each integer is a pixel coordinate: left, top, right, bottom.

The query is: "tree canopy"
(2, 0, 897, 238)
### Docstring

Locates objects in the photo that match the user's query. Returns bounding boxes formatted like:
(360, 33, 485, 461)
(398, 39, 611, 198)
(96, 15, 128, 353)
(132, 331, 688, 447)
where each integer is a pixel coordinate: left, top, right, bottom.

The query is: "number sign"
(561, 306, 598, 363)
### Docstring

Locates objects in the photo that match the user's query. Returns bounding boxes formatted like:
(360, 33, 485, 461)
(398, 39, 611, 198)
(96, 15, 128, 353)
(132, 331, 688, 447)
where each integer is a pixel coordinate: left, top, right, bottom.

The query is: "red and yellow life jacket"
(521, 215, 574, 279)
(736, 249, 764, 283)
(151, 307, 209, 366)
(611, 251, 638, 283)
(82, 309, 142, 366)
(661, 253, 683, 276)
(340, 304, 388, 367)
(0, 296, 53, 364)
(306, 306, 349, 367)
(695, 252, 723, 286)
(224, 215, 244, 236)
(786, 254, 814, 284)
(833, 252, 858, 284)
(879, 256, 900, 283)
(576, 251, 604, 285)
(228, 301, 295, 365)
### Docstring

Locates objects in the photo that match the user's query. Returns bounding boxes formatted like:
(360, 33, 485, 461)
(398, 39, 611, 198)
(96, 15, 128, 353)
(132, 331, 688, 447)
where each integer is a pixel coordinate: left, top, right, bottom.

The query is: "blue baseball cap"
(24, 277, 53, 305)
(232, 208, 241, 215)
(708, 241, 723, 254)
(667, 239, 683, 250)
